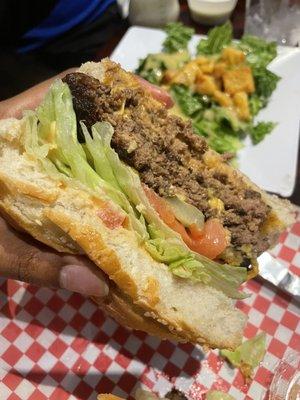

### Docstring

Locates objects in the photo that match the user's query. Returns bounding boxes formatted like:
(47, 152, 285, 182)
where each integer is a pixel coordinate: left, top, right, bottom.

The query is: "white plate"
(111, 26, 300, 197)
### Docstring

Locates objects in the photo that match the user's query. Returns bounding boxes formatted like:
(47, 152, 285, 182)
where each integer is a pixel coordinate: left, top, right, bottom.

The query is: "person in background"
(0, 0, 126, 100)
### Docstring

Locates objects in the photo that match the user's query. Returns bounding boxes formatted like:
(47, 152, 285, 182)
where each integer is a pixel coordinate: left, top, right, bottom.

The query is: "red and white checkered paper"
(1, 210, 299, 400)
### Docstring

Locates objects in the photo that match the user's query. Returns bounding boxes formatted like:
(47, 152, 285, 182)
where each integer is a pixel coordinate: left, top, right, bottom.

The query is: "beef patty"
(63, 72, 271, 261)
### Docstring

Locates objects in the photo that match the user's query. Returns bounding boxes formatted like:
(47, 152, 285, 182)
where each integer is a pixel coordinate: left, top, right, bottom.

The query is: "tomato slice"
(97, 204, 126, 229)
(188, 218, 228, 259)
(144, 186, 228, 259)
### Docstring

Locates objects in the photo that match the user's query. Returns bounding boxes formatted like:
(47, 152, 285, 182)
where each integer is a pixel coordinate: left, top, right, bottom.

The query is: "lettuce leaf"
(239, 35, 277, 68)
(252, 67, 280, 100)
(193, 108, 245, 155)
(170, 84, 209, 117)
(249, 94, 265, 116)
(220, 332, 266, 380)
(136, 56, 166, 85)
(238, 35, 280, 113)
(249, 121, 276, 145)
(196, 22, 233, 55)
(163, 22, 194, 53)
(170, 84, 245, 155)
(37, 80, 86, 177)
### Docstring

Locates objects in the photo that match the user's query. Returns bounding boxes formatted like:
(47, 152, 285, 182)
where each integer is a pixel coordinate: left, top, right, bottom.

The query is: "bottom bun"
(93, 284, 187, 343)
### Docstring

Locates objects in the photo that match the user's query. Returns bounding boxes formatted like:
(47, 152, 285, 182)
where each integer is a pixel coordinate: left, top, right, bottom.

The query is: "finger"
(17, 247, 109, 298)
(59, 264, 109, 297)
(136, 76, 174, 108)
(0, 67, 76, 119)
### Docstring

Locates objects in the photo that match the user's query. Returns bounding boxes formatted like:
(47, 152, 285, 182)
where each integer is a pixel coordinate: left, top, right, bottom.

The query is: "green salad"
(136, 22, 280, 157)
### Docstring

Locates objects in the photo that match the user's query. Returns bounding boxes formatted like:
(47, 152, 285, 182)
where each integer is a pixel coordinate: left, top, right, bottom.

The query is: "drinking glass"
(244, 0, 300, 46)
(269, 350, 300, 400)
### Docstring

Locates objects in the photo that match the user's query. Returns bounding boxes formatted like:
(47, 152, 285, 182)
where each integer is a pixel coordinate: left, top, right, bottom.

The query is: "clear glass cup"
(187, 0, 238, 25)
(269, 350, 300, 400)
(244, 0, 300, 46)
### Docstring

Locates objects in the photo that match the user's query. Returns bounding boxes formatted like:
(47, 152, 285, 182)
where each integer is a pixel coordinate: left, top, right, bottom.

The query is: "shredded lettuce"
(220, 332, 266, 380)
(163, 22, 194, 53)
(34, 81, 146, 238)
(37, 80, 86, 177)
(22, 111, 62, 178)
(80, 122, 149, 240)
(196, 21, 233, 55)
(206, 391, 235, 400)
(146, 224, 247, 299)
(146, 224, 211, 283)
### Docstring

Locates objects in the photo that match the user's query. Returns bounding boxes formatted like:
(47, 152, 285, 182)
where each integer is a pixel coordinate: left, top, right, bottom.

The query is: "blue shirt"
(19, 0, 115, 53)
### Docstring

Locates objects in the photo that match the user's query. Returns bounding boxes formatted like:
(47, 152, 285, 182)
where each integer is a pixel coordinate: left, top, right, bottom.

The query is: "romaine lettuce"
(249, 94, 265, 116)
(252, 67, 280, 100)
(238, 35, 277, 68)
(238, 34, 280, 115)
(196, 22, 233, 55)
(171, 85, 207, 117)
(249, 121, 276, 145)
(163, 22, 194, 53)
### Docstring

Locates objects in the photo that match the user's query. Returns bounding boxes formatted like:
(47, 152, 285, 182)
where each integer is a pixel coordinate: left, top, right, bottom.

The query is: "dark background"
(0, 0, 299, 204)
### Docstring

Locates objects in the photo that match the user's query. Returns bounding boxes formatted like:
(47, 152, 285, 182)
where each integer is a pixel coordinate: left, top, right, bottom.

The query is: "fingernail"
(59, 265, 109, 297)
